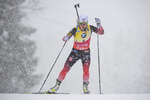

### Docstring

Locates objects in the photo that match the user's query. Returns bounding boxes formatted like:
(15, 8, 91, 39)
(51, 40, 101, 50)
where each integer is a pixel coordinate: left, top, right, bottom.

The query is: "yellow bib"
(74, 25, 91, 43)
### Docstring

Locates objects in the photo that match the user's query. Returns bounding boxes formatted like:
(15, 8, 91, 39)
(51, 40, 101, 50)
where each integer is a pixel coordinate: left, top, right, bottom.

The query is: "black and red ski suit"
(57, 24, 104, 84)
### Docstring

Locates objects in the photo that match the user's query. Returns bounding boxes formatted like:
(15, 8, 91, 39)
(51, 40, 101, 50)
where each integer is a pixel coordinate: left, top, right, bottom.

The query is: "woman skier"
(47, 14, 104, 94)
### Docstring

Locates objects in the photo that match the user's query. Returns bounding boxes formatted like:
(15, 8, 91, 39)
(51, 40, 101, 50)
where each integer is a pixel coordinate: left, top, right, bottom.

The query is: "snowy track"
(0, 94, 150, 100)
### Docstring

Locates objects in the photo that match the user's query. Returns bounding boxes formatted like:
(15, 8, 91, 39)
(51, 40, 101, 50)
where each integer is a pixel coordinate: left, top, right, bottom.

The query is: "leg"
(81, 50, 91, 94)
(57, 61, 72, 81)
(57, 50, 79, 82)
(47, 49, 79, 93)
(82, 52, 90, 83)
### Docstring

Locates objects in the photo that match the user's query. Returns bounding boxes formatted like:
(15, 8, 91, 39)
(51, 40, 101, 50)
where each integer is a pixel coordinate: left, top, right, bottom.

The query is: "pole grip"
(74, 4, 80, 19)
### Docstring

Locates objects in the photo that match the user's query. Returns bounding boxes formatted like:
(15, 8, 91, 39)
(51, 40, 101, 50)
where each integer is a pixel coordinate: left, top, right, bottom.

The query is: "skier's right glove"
(62, 34, 70, 42)
(95, 18, 101, 27)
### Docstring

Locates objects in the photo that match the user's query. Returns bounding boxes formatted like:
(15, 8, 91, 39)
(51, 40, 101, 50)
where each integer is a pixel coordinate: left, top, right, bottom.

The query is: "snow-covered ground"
(1, 94, 150, 100)
(22, 0, 150, 95)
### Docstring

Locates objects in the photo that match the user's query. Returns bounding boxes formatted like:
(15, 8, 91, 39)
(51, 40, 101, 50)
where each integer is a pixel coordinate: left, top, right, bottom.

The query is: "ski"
(27, 91, 69, 94)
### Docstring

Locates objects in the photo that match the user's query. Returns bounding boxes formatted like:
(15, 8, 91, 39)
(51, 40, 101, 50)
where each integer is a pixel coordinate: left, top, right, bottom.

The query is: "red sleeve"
(90, 25, 104, 35)
(98, 25, 104, 35)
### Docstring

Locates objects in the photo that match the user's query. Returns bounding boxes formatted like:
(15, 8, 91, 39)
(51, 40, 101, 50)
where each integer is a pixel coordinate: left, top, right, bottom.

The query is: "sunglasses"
(79, 22, 87, 25)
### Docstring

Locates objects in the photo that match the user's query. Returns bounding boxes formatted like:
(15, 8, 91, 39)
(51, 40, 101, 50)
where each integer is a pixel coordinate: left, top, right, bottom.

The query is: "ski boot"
(46, 79, 61, 94)
(83, 82, 90, 94)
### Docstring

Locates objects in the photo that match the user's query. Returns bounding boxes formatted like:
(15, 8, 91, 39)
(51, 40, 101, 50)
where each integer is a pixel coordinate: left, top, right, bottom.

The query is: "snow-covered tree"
(0, 0, 40, 93)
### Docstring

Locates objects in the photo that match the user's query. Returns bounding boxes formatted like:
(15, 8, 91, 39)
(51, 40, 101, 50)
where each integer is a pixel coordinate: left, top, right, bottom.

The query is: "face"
(79, 22, 87, 31)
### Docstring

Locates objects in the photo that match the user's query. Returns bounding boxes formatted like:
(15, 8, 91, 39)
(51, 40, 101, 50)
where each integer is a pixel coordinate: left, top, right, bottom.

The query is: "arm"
(90, 25, 104, 35)
(62, 28, 77, 42)
(90, 18, 104, 35)
(98, 25, 104, 35)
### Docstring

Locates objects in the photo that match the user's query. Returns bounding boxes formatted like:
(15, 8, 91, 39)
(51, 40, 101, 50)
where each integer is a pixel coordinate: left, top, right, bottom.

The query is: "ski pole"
(95, 18, 102, 94)
(74, 3, 80, 19)
(38, 42, 67, 93)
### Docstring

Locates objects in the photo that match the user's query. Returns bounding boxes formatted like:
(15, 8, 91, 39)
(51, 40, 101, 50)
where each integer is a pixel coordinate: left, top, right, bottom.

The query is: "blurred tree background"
(0, 0, 41, 93)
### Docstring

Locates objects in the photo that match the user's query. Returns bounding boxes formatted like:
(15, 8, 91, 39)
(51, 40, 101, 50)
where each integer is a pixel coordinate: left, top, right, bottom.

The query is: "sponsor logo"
(81, 33, 86, 38)
(84, 50, 90, 53)
(82, 18, 86, 22)
(68, 57, 73, 62)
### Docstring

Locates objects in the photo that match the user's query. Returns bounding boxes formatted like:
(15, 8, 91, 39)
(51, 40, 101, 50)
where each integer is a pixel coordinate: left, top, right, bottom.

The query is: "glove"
(62, 35, 70, 42)
(95, 18, 101, 27)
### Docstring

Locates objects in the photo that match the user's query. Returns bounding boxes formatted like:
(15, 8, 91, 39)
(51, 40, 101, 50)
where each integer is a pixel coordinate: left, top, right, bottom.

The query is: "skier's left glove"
(62, 35, 70, 42)
(95, 18, 104, 35)
(95, 18, 101, 27)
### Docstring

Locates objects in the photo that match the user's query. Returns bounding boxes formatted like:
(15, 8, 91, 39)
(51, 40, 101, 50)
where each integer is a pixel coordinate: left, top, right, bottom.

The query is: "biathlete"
(47, 14, 104, 94)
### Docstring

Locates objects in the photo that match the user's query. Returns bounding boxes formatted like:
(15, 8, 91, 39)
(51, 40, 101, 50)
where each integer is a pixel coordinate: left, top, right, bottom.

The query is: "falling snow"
(1, 0, 150, 97)
(0, 0, 41, 93)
